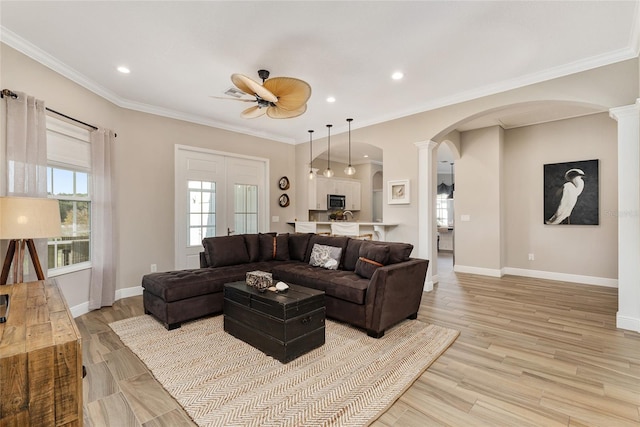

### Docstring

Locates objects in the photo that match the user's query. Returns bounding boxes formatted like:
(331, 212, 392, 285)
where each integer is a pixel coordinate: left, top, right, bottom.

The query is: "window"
(188, 180, 216, 246)
(47, 167, 91, 269)
(436, 194, 449, 228)
(46, 116, 92, 273)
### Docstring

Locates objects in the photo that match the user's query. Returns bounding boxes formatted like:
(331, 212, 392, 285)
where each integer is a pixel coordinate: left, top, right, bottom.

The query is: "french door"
(175, 145, 268, 269)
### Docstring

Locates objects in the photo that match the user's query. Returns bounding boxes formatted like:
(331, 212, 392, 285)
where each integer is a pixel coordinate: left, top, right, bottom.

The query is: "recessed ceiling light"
(391, 71, 404, 80)
(117, 66, 131, 74)
(363, 154, 369, 158)
(326, 96, 336, 103)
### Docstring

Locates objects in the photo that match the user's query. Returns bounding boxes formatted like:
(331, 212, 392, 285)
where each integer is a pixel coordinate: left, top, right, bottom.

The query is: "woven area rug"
(109, 315, 458, 427)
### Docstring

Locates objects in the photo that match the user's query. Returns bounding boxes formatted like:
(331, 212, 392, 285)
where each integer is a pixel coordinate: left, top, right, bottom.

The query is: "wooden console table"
(0, 280, 83, 426)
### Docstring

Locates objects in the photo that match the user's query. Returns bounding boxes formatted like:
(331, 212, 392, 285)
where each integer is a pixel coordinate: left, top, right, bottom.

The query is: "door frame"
(174, 144, 270, 269)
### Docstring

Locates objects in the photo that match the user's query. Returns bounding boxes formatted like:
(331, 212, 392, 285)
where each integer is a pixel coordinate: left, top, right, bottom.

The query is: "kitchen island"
(288, 221, 398, 241)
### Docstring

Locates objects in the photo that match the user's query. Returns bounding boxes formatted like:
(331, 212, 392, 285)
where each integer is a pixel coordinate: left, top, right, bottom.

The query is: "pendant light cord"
(347, 118, 353, 167)
(327, 124, 332, 169)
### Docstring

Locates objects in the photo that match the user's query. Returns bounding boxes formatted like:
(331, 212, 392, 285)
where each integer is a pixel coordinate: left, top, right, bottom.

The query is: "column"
(415, 141, 438, 291)
(610, 101, 640, 332)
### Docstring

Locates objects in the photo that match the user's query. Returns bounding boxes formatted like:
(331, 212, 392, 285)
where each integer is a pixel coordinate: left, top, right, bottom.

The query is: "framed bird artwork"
(543, 159, 599, 225)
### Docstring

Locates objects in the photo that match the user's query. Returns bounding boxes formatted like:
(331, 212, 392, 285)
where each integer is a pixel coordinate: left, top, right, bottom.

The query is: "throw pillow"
(203, 235, 250, 268)
(304, 235, 349, 267)
(258, 233, 290, 261)
(244, 233, 275, 262)
(309, 243, 342, 270)
(355, 243, 390, 279)
(288, 233, 313, 261)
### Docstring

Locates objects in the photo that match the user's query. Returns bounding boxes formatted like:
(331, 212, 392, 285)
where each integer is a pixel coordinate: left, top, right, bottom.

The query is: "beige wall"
(455, 126, 504, 272)
(503, 113, 618, 279)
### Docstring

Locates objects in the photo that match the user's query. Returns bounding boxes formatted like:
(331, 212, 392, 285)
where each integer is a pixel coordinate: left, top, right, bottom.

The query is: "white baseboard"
(423, 277, 434, 292)
(70, 302, 90, 318)
(453, 265, 503, 277)
(617, 313, 640, 332)
(116, 285, 144, 299)
(70, 285, 144, 318)
(452, 265, 617, 288)
(503, 267, 618, 288)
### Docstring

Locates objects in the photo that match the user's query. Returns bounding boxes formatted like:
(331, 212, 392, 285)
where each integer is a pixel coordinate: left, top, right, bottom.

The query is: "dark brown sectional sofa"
(142, 232, 429, 338)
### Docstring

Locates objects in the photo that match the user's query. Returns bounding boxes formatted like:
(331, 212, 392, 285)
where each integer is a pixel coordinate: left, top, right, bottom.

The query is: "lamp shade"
(0, 197, 62, 239)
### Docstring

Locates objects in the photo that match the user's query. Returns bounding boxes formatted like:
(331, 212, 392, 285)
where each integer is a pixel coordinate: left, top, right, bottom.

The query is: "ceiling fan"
(213, 69, 311, 119)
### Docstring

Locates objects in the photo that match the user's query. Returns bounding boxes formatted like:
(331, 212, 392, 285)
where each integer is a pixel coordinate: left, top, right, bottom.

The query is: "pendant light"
(308, 130, 315, 180)
(344, 118, 356, 175)
(323, 124, 334, 178)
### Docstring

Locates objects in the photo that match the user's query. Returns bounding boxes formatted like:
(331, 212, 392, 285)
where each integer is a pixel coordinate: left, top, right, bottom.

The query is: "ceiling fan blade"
(266, 104, 307, 119)
(209, 96, 256, 102)
(231, 74, 277, 103)
(263, 77, 312, 111)
(241, 105, 266, 119)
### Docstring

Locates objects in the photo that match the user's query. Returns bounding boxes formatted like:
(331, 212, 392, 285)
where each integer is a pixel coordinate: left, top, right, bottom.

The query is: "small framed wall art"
(278, 176, 290, 190)
(278, 193, 290, 207)
(388, 179, 410, 204)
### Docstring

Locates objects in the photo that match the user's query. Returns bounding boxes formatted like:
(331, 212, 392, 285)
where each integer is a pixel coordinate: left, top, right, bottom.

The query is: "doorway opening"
(436, 143, 455, 275)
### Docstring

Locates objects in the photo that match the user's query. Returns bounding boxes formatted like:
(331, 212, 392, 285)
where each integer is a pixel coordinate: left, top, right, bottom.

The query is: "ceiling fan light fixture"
(324, 124, 334, 178)
(344, 118, 356, 176)
(223, 70, 311, 119)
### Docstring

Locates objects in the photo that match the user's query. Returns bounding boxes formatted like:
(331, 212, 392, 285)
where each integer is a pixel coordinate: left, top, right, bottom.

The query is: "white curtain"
(89, 128, 116, 309)
(2, 91, 48, 283)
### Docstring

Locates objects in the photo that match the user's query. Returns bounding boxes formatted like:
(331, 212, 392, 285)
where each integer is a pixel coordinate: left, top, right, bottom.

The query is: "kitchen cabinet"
(345, 181, 361, 210)
(308, 177, 329, 210)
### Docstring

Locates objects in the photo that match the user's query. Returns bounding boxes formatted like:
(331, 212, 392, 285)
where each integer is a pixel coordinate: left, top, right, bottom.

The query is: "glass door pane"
(233, 184, 258, 234)
(188, 180, 216, 246)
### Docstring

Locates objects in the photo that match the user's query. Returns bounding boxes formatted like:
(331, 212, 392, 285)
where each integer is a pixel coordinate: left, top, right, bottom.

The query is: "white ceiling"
(1, 1, 638, 150)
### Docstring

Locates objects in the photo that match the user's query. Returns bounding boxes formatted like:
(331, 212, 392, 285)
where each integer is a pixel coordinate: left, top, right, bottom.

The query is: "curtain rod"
(2, 89, 117, 137)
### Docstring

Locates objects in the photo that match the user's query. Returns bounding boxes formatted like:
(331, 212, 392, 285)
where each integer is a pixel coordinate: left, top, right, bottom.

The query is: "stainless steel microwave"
(328, 194, 346, 210)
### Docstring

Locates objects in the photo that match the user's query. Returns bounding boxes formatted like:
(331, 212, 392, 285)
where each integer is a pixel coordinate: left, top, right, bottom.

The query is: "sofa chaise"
(142, 232, 429, 338)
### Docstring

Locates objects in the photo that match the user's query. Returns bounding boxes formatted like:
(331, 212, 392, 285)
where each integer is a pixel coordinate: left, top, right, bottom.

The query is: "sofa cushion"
(345, 239, 413, 267)
(272, 263, 369, 305)
(375, 241, 413, 264)
(243, 233, 274, 262)
(203, 235, 250, 267)
(343, 238, 365, 271)
(258, 233, 290, 261)
(304, 235, 350, 268)
(309, 243, 342, 270)
(355, 243, 390, 279)
(288, 233, 312, 261)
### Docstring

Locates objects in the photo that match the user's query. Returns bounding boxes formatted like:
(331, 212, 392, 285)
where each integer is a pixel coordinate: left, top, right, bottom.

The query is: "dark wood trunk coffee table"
(223, 281, 325, 363)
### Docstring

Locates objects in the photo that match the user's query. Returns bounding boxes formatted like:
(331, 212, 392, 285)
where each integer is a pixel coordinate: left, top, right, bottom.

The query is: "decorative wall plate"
(279, 193, 290, 207)
(278, 176, 290, 190)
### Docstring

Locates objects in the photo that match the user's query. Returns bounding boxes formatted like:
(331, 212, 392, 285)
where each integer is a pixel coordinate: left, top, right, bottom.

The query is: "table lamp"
(0, 196, 62, 285)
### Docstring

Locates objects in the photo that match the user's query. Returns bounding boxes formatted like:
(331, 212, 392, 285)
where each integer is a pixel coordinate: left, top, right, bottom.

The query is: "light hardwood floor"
(78, 266, 640, 426)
